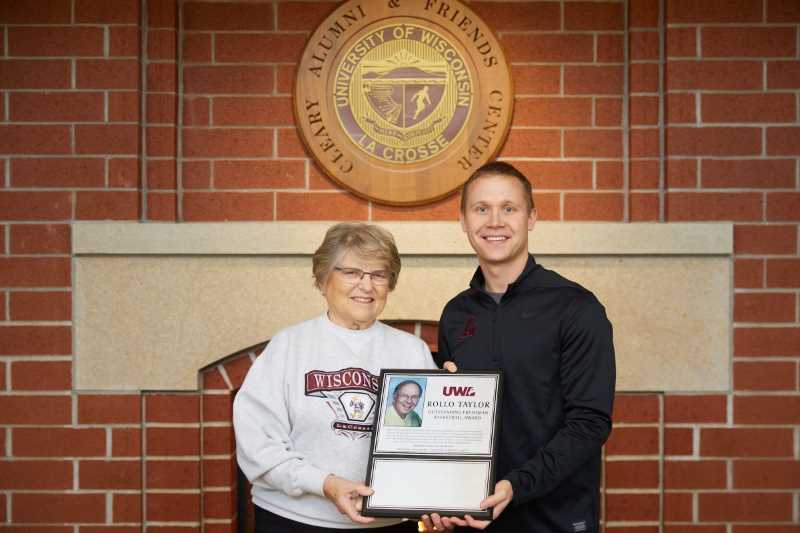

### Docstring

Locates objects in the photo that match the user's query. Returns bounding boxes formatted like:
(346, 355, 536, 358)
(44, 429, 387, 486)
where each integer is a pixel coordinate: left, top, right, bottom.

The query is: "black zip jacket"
(436, 255, 615, 533)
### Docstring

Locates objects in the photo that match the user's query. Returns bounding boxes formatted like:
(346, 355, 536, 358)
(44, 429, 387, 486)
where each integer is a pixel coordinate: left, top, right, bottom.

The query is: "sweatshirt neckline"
(321, 311, 382, 338)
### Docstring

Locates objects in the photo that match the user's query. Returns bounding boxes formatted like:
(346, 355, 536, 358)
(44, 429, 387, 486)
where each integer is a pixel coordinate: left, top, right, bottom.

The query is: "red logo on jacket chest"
(459, 315, 477, 340)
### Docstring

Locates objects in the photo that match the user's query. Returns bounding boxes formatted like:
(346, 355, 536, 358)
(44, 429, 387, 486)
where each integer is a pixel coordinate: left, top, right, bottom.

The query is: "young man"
(431, 161, 616, 532)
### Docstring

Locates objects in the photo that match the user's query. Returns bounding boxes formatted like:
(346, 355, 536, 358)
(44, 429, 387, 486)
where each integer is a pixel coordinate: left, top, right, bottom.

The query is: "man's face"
(460, 174, 536, 266)
(393, 382, 421, 417)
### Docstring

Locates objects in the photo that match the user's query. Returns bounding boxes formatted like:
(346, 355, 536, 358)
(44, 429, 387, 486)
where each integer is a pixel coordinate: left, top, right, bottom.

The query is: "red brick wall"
(1, 0, 799, 530)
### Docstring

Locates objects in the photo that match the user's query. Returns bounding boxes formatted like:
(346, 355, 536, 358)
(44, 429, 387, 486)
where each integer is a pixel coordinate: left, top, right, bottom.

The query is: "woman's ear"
(319, 275, 328, 296)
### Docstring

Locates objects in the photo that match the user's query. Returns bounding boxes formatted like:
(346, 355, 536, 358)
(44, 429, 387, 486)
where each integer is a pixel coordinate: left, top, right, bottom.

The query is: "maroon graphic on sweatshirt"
(305, 367, 379, 440)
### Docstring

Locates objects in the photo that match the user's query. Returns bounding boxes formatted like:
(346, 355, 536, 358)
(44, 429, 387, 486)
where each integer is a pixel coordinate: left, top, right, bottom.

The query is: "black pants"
(255, 506, 419, 533)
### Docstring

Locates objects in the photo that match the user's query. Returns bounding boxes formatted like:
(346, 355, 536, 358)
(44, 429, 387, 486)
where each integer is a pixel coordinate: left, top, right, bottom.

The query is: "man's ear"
(528, 208, 537, 231)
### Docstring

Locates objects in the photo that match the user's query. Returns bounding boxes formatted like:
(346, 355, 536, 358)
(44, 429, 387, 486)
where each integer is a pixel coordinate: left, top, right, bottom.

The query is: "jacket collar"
(469, 255, 540, 296)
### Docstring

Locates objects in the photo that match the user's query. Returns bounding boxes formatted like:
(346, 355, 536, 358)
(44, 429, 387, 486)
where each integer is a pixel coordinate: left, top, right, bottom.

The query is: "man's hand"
(421, 513, 457, 531)
(443, 361, 458, 373)
(322, 474, 375, 525)
(437, 480, 514, 530)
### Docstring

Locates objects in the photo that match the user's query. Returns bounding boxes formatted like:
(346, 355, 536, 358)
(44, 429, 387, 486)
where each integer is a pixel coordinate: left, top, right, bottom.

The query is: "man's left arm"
(504, 295, 616, 504)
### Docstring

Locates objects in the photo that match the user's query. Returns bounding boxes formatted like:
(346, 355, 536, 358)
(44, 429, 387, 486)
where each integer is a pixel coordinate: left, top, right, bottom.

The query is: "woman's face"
(323, 249, 391, 330)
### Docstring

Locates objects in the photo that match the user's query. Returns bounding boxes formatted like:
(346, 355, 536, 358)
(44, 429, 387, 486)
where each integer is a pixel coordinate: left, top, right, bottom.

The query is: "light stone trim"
(73, 222, 732, 256)
(73, 222, 733, 393)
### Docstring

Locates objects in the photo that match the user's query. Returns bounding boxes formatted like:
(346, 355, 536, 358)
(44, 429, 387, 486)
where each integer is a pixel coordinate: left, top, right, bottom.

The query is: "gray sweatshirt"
(234, 313, 435, 528)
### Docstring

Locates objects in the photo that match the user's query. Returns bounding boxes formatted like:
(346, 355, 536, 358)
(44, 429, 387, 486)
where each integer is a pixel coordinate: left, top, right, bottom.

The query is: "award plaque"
(362, 369, 503, 519)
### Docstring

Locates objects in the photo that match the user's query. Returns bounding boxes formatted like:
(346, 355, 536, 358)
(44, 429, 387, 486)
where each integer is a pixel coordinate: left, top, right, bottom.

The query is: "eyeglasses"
(333, 267, 393, 286)
(397, 394, 419, 403)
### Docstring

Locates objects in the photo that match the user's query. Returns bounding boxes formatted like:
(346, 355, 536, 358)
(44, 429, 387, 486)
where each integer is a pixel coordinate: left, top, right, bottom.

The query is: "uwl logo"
(443, 386, 475, 397)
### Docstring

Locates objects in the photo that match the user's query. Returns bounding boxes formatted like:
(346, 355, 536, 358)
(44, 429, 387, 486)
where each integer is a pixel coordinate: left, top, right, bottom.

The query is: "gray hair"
(312, 223, 401, 290)
(393, 380, 422, 398)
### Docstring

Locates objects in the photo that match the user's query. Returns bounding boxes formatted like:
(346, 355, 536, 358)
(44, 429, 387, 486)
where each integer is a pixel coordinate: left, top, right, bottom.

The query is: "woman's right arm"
(232, 334, 329, 498)
(233, 333, 376, 524)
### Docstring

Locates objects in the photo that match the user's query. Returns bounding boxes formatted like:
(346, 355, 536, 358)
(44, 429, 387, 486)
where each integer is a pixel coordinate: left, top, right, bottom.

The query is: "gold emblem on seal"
(295, 0, 513, 205)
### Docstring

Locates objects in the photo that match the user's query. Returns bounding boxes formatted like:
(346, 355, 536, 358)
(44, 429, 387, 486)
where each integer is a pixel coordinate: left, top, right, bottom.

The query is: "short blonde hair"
(312, 223, 401, 290)
(460, 161, 534, 213)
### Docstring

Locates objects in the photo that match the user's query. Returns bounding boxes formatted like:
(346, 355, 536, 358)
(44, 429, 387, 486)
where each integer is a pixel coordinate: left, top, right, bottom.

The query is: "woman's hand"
(322, 474, 375, 525)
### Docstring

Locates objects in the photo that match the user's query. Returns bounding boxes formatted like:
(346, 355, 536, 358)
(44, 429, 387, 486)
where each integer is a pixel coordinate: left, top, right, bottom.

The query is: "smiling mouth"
(351, 296, 374, 304)
(483, 235, 509, 242)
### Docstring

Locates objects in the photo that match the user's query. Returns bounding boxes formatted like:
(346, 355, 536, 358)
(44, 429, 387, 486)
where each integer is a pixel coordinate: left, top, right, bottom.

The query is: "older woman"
(234, 223, 435, 533)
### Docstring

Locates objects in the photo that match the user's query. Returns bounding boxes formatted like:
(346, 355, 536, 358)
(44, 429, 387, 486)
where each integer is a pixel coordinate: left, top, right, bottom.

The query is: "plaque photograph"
(363, 369, 503, 519)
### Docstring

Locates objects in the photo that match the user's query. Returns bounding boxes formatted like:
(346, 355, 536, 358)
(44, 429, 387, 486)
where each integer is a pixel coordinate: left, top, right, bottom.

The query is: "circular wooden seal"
(294, 0, 514, 205)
